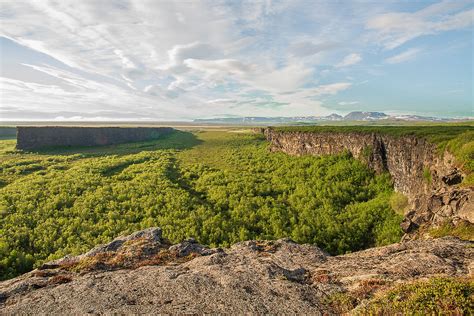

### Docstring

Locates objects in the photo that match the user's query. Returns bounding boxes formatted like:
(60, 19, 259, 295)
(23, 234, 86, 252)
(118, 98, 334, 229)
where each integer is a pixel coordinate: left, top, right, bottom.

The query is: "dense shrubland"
(0, 131, 402, 280)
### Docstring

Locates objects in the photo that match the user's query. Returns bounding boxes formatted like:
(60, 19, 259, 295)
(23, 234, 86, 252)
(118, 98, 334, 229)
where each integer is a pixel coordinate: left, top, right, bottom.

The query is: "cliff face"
(1, 228, 472, 314)
(263, 128, 472, 232)
(16, 127, 174, 151)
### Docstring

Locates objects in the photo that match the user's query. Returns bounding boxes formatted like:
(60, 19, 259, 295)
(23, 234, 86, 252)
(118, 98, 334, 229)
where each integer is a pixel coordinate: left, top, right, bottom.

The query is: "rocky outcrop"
(263, 128, 473, 233)
(16, 127, 174, 151)
(1, 228, 472, 314)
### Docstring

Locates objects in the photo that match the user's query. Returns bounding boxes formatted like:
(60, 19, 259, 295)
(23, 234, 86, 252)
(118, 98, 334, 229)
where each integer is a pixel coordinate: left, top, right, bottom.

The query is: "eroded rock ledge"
(262, 128, 473, 234)
(1, 228, 473, 314)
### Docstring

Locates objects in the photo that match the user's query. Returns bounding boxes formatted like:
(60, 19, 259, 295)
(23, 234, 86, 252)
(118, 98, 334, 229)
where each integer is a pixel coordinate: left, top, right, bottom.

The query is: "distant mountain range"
(193, 111, 467, 124)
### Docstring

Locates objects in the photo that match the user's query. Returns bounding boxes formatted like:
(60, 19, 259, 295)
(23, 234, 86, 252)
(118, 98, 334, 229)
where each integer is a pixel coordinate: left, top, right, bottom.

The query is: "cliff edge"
(262, 128, 473, 236)
(16, 127, 174, 151)
(1, 228, 472, 314)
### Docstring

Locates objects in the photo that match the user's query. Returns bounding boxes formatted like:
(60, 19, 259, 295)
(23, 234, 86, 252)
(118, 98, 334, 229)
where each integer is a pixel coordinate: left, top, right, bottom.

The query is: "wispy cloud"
(310, 82, 353, 96)
(385, 48, 421, 64)
(367, 0, 473, 49)
(0, 0, 472, 120)
(338, 101, 359, 105)
(336, 53, 362, 68)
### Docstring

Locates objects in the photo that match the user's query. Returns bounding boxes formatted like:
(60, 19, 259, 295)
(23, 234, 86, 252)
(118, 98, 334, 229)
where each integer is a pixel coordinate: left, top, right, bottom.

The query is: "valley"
(1, 129, 404, 279)
(0, 124, 472, 313)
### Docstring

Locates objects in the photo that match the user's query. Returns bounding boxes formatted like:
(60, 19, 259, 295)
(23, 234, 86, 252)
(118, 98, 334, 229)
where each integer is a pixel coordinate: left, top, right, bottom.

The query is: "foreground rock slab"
(1, 228, 473, 314)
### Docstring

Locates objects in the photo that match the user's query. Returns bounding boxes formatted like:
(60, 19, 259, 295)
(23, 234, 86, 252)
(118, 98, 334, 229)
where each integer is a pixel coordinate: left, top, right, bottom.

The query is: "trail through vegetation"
(0, 130, 402, 279)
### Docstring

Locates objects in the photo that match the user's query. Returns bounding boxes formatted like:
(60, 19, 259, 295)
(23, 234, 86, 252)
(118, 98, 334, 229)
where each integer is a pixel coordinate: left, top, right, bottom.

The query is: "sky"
(0, 0, 473, 121)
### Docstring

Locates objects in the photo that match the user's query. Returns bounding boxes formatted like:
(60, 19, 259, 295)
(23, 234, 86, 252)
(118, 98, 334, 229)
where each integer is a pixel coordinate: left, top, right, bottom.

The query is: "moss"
(423, 167, 432, 185)
(324, 292, 357, 314)
(361, 145, 373, 161)
(429, 221, 474, 241)
(323, 279, 388, 313)
(361, 277, 474, 315)
(389, 192, 409, 215)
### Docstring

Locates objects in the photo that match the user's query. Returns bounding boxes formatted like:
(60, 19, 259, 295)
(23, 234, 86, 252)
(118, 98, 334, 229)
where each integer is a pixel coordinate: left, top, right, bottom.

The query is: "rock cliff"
(1, 228, 472, 314)
(16, 127, 174, 151)
(263, 128, 473, 234)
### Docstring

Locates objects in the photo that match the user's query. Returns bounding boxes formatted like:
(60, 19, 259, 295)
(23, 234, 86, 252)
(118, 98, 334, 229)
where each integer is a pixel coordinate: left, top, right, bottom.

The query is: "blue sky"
(0, 0, 472, 121)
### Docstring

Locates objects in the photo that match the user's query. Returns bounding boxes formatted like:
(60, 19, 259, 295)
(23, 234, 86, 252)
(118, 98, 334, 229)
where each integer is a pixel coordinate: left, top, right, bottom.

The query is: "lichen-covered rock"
(1, 230, 472, 314)
(168, 238, 221, 257)
(84, 227, 164, 257)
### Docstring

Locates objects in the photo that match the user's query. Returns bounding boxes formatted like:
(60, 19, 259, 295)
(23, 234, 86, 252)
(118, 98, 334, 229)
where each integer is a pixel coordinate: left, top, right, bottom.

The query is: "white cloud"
(0, 0, 471, 120)
(338, 101, 359, 105)
(184, 59, 253, 76)
(290, 41, 339, 57)
(367, 1, 473, 49)
(270, 82, 352, 107)
(385, 48, 421, 64)
(249, 64, 314, 93)
(166, 42, 217, 68)
(309, 82, 352, 96)
(336, 53, 362, 67)
(206, 99, 238, 104)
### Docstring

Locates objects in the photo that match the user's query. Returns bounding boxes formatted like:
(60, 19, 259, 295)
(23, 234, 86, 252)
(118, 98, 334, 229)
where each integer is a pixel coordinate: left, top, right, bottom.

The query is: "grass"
(389, 192, 409, 215)
(361, 277, 474, 315)
(176, 130, 267, 170)
(323, 276, 473, 314)
(429, 221, 474, 241)
(423, 167, 432, 185)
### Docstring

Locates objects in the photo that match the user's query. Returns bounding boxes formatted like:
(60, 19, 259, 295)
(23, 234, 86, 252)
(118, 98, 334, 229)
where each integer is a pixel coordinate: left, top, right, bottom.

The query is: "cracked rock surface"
(1, 228, 473, 314)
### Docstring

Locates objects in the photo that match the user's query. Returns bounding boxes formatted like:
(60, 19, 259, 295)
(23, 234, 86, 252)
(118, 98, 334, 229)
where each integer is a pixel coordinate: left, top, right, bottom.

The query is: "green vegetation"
(429, 221, 474, 241)
(324, 292, 357, 314)
(361, 277, 474, 314)
(275, 123, 474, 184)
(0, 130, 403, 279)
(389, 192, 409, 215)
(273, 123, 474, 140)
(360, 145, 373, 161)
(423, 167, 432, 185)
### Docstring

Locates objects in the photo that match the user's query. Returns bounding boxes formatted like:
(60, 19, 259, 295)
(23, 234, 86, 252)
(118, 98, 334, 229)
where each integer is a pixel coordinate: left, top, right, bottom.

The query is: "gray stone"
(1, 236, 472, 314)
(169, 238, 217, 257)
(400, 218, 418, 233)
(85, 227, 162, 257)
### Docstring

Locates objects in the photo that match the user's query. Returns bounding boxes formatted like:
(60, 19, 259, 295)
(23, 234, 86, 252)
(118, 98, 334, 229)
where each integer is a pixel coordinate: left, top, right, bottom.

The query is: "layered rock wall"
(263, 128, 472, 232)
(16, 126, 174, 150)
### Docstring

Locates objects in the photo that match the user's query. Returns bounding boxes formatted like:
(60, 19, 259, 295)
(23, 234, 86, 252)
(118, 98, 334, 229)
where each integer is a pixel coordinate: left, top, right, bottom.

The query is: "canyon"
(263, 128, 473, 235)
(1, 128, 472, 313)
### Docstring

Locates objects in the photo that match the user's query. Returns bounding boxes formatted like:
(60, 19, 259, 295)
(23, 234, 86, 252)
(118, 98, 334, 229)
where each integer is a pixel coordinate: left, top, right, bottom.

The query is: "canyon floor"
(1, 228, 473, 314)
